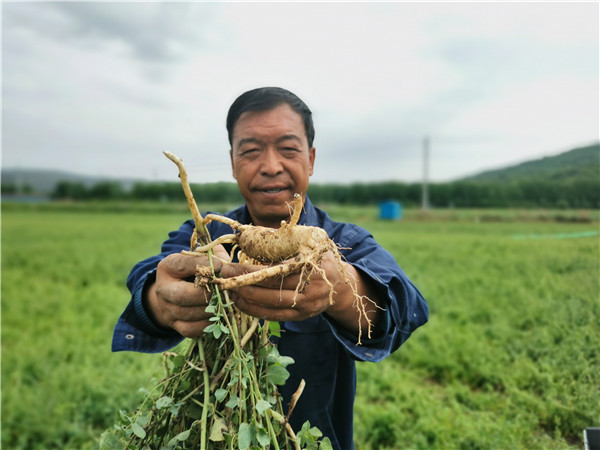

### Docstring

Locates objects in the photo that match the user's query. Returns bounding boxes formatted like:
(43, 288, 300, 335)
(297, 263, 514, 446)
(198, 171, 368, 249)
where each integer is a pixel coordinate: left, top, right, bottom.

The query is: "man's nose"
(259, 148, 284, 176)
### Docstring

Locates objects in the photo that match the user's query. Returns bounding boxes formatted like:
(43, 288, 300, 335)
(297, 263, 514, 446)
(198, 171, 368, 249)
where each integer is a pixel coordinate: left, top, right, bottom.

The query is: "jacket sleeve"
(323, 221, 429, 362)
(111, 220, 196, 353)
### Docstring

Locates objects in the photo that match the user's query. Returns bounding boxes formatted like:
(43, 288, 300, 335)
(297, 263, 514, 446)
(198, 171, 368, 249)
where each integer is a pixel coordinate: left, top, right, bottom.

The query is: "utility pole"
(422, 136, 429, 210)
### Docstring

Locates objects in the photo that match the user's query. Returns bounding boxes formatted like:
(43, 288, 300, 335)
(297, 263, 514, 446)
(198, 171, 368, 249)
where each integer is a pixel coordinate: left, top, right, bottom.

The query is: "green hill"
(461, 143, 600, 184)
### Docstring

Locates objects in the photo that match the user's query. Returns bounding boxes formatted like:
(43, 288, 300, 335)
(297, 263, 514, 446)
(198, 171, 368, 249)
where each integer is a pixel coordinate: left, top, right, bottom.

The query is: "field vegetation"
(2, 202, 598, 449)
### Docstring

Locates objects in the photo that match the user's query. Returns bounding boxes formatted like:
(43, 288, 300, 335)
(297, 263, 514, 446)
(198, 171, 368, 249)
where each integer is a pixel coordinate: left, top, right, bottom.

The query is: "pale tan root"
(214, 259, 306, 291)
(282, 193, 303, 228)
(344, 269, 385, 344)
(201, 194, 305, 263)
(203, 213, 242, 230)
(286, 424, 301, 450)
(163, 151, 208, 243)
(286, 379, 306, 423)
(190, 229, 198, 249)
(193, 265, 215, 289)
(239, 317, 260, 348)
(191, 234, 237, 252)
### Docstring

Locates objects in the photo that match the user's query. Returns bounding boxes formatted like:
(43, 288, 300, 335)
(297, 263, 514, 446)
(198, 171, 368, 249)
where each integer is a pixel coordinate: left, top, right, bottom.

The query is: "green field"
(2, 203, 598, 449)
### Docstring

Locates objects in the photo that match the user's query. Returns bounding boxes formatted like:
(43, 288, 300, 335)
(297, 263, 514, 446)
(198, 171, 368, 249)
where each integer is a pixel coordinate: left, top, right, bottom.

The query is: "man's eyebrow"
(236, 137, 261, 147)
(236, 135, 302, 147)
(276, 134, 302, 144)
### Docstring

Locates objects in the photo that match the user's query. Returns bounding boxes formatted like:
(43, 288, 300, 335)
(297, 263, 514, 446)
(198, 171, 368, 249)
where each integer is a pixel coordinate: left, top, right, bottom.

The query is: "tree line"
(17, 178, 596, 209)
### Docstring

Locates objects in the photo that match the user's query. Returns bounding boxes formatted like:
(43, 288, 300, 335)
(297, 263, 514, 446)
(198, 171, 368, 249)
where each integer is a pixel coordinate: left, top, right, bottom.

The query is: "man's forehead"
(232, 105, 307, 143)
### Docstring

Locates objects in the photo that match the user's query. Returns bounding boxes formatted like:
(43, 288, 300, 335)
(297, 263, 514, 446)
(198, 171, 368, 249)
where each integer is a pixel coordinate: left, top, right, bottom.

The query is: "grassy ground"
(2, 203, 598, 449)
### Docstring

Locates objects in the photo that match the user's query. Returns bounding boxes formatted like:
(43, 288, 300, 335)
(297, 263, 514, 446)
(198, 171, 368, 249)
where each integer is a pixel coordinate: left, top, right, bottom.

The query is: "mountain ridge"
(458, 142, 599, 184)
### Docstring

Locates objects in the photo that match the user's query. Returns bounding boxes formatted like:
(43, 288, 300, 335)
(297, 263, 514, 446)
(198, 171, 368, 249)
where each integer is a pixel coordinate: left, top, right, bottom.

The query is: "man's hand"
(220, 251, 385, 338)
(144, 245, 229, 338)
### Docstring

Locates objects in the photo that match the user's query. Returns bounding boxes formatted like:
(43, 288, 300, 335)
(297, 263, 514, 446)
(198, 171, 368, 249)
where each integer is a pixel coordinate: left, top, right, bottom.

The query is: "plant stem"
(198, 339, 210, 450)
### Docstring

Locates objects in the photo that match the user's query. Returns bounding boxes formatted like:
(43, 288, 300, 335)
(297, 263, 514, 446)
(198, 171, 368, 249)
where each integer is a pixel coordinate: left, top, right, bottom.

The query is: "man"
(113, 87, 428, 449)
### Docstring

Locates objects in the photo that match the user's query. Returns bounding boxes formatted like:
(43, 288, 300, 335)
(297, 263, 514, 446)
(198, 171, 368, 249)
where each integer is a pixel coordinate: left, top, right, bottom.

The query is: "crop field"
(2, 203, 598, 449)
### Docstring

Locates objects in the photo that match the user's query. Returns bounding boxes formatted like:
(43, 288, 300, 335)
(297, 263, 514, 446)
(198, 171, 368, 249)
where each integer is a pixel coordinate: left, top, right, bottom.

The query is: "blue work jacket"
(112, 197, 428, 449)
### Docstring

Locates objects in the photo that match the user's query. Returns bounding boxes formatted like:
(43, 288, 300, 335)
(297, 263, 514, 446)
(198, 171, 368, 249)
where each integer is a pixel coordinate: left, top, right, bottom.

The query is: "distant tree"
(51, 181, 88, 200)
(131, 182, 183, 201)
(88, 181, 125, 199)
(1, 183, 17, 194)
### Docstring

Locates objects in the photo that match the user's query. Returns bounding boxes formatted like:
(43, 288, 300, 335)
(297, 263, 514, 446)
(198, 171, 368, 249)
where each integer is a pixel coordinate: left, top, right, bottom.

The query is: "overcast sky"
(2, 1, 598, 184)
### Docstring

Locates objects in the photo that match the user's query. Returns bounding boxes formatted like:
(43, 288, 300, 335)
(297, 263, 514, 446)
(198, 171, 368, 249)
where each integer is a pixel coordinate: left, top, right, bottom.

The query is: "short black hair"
(226, 87, 315, 148)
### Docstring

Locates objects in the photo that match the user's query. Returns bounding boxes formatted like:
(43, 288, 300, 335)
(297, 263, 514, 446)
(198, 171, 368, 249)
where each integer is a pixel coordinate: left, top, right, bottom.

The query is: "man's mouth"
(255, 186, 288, 194)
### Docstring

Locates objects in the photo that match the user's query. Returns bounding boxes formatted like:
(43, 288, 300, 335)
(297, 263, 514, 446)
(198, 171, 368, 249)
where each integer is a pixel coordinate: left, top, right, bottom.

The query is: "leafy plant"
(100, 282, 331, 449)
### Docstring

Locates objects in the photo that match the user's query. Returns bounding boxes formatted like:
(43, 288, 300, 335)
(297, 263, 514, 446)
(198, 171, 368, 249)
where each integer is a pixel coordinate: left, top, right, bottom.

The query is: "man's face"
(230, 103, 315, 228)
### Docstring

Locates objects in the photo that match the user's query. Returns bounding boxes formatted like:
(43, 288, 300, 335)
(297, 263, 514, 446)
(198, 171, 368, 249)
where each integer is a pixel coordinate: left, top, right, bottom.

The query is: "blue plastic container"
(379, 201, 402, 220)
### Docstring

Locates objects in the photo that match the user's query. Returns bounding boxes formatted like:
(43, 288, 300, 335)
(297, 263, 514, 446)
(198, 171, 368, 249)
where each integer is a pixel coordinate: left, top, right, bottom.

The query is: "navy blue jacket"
(112, 197, 428, 449)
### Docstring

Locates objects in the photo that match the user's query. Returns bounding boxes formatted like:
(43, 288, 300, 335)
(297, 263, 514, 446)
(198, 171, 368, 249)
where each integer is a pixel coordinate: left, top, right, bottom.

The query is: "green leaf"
(99, 431, 124, 450)
(238, 422, 252, 450)
(214, 388, 227, 402)
(266, 347, 295, 367)
(174, 429, 191, 441)
(169, 403, 181, 416)
(319, 437, 333, 450)
(178, 378, 190, 392)
(186, 402, 203, 420)
(212, 326, 223, 339)
(166, 429, 191, 448)
(268, 321, 281, 337)
(309, 426, 323, 438)
(118, 410, 131, 423)
(225, 395, 238, 409)
(131, 422, 146, 439)
(256, 427, 270, 446)
(172, 355, 185, 368)
(255, 399, 271, 416)
(136, 415, 150, 427)
(160, 444, 176, 450)
(156, 396, 173, 409)
(267, 365, 290, 385)
(209, 417, 228, 442)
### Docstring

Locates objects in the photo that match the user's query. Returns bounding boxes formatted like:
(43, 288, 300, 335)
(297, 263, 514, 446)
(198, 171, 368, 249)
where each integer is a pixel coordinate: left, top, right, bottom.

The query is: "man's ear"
(230, 149, 236, 179)
(309, 147, 316, 176)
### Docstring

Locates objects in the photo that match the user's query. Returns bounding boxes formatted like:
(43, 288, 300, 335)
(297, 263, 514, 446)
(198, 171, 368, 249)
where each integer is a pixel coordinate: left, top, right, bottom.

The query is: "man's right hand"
(144, 245, 229, 338)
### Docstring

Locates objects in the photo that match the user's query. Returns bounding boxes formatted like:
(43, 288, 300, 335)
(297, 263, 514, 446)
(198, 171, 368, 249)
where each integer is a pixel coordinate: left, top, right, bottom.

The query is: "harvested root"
(188, 192, 379, 343)
(188, 194, 341, 305)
